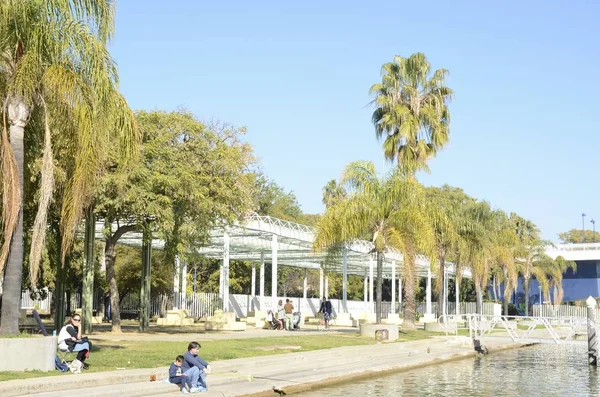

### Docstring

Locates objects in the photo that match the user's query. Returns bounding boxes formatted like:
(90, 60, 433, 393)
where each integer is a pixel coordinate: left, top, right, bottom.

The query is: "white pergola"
(97, 213, 471, 315)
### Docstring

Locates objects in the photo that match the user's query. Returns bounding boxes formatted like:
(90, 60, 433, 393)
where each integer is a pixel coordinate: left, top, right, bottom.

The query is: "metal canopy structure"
(97, 213, 470, 279)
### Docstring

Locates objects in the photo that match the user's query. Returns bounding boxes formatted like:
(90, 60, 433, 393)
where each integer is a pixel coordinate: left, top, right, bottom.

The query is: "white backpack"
(68, 359, 83, 374)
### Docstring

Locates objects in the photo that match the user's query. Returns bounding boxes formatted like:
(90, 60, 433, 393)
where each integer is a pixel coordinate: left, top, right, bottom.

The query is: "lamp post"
(592, 219, 596, 243)
(583, 213, 587, 243)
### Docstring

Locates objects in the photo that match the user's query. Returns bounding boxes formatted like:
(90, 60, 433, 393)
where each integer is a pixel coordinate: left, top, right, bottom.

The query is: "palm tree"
(370, 53, 452, 322)
(370, 52, 453, 175)
(313, 161, 434, 326)
(534, 255, 576, 307)
(491, 211, 519, 315)
(322, 179, 346, 208)
(0, 1, 137, 334)
(426, 186, 475, 320)
(459, 201, 498, 314)
(512, 214, 543, 315)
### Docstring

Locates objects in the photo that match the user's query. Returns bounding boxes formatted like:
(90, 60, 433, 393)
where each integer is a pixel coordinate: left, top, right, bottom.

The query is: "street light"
(583, 213, 587, 243)
(592, 219, 596, 243)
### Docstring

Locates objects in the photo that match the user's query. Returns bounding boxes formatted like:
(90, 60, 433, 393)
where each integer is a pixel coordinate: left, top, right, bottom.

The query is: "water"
(297, 344, 600, 396)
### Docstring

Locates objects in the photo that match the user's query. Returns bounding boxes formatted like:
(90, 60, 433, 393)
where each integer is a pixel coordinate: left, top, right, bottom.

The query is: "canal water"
(297, 344, 599, 396)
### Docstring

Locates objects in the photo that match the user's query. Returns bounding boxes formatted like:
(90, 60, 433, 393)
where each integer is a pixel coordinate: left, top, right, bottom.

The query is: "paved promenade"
(0, 328, 525, 397)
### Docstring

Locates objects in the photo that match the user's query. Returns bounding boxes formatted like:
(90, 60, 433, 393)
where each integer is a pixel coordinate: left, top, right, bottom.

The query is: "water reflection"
(297, 345, 600, 396)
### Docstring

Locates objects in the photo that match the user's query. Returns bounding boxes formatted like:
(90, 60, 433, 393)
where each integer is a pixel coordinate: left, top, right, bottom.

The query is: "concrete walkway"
(0, 334, 525, 397)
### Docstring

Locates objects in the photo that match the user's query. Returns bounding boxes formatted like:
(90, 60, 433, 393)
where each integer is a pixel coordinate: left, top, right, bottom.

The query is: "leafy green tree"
(255, 175, 302, 222)
(558, 229, 600, 244)
(0, 1, 137, 334)
(95, 111, 254, 332)
(314, 161, 434, 326)
(370, 52, 453, 175)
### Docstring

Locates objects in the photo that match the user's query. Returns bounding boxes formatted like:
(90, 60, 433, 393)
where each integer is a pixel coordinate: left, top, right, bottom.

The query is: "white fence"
(20, 289, 494, 320)
(533, 304, 594, 318)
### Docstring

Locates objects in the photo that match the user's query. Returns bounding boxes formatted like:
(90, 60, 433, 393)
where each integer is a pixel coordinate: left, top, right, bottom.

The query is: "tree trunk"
(375, 251, 383, 323)
(82, 206, 95, 333)
(523, 277, 530, 316)
(403, 252, 417, 329)
(139, 225, 152, 332)
(436, 252, 446, 322)
(475, 281, 483, 315)
(105, 238, 121, 332)
(0, 101, 28, 335)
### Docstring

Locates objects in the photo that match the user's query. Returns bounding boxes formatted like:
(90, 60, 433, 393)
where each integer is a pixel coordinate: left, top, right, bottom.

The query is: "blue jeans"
(197, 369, 207, 388)
(184, 366, 200, 387)
(72, 342, 90, 352)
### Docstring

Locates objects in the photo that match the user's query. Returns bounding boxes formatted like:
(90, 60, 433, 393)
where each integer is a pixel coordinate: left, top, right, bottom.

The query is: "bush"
(507, 303, 519, 316)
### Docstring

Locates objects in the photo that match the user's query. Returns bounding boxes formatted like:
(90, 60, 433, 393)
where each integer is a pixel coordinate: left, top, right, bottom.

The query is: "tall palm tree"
(370, 52, 453, 175)
(491, 211, 519, 315)
(426, 186, 474, 319)
(313, 161, 434, 326)
(322, 179, 346, 208)
(459, 201, 497, 314)
(511, 214, 543, 315)
(370, 53, 452, 322)
(0, 1, 137, 334)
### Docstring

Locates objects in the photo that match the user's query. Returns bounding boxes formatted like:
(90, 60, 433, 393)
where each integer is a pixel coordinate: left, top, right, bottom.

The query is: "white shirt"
(57, 324, 76, 351)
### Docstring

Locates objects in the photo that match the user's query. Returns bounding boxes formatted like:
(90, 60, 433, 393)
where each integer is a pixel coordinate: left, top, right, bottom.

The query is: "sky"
(110, 0, 600, 242)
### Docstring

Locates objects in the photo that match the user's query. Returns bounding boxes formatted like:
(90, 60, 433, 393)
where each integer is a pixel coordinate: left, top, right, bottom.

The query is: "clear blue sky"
(110, 0, 600, 242)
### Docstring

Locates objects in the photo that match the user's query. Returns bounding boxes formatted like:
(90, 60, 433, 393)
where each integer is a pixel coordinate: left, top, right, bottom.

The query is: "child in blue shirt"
(169, 355, 192, 394)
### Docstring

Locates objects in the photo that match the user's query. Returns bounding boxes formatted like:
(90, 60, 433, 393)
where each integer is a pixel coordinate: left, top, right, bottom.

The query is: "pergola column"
(303, 269, 308, 299)
(259, 252, 265, 311)
(398, 277, 402, 308)
(251, 263, 256, 297)
(391, 260, 396, 314)
(363, 268, 368, 311)
(271, 234, 278, 310)
(181, 260, 187, 309)
(222, 231, 230, 311)
(456, 277, 460, 315)
(140, 226, 152, 332)
(174, 256, 181, 309)
(319, 266, 324, 299)
(251, 262, 256, 311)
(325, 275, 329, 300)
(426, 268, 432, 316)
(342, 249, 348, 312)
(369, 255, 374, 306)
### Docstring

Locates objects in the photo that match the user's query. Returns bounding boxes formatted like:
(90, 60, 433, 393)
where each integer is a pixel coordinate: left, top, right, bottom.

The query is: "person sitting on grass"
(182, 341, 211, 392)
(57, 314, 92, 369)
(169, 355, 193, 394)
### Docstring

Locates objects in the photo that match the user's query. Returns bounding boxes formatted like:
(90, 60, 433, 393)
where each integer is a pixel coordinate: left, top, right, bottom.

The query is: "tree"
(95, 111, 255, 332)
(558, 229, 600, 244)
(370, 52, 453, 175)
(0, 1, 137, 334)
(425, 186, 474, 319)
(512, 214, 544, 315)
(459, 201, 497, 314)
(255, 176, 303, 222)
(322, 179, 346, 208)
(369, 53, 452, 325)
(313, 161, 434, 326)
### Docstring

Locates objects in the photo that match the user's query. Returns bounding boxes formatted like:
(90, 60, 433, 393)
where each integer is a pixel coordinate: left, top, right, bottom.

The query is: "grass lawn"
(0, 329, 443, 382)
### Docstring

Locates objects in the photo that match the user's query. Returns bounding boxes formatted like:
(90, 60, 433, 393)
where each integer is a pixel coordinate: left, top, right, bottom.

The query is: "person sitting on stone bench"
(57, 313, 92, 369)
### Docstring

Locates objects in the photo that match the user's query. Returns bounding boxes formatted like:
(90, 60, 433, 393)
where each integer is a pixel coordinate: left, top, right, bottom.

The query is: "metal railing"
(466, 313, 588, 344)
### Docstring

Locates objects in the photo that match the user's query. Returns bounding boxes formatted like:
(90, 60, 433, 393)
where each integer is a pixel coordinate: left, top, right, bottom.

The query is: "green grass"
(0, 330, 444, 382)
